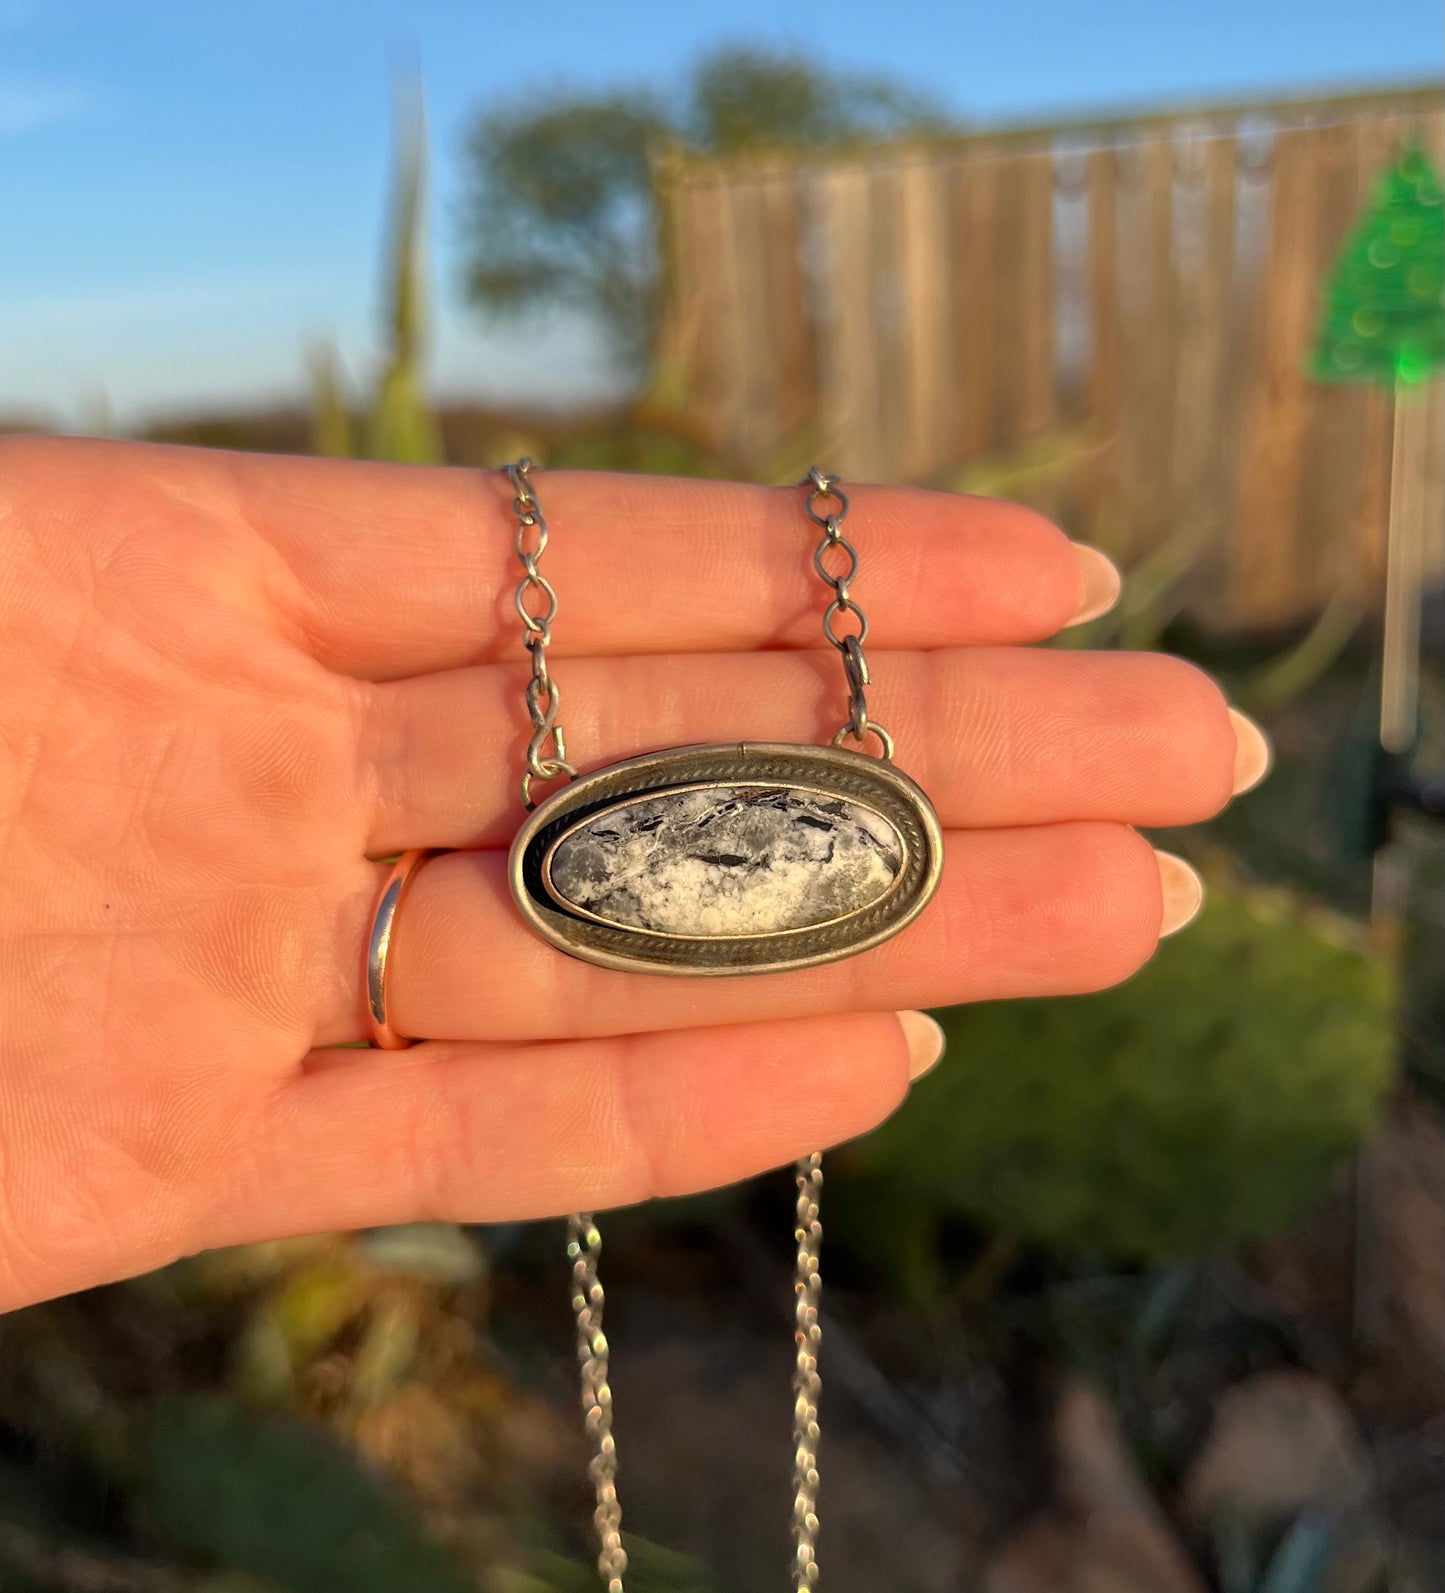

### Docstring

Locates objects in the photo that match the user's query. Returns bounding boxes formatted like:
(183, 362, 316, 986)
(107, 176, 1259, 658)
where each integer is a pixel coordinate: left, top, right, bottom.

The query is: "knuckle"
(1068, 823, 1164, 991)
(996, 501, 1078, 619)
(1107, 830, 1167, 984)
(606, 1038, 666, 1204)
(1151, 655, 1236, 809)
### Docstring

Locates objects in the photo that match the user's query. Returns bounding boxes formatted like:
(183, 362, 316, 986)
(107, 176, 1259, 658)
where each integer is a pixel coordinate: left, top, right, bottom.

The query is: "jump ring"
(522, 761, 578, 810)
(831, 721, 894, 761)
(802, 466, 849, 526)
(847, 692, 869, 741)
(516, 574, 559, 629)
(366, 849, 439, 1049)
(841, 633, 871, 689)
(813, 537, 859, 588)
(804, 490, 850, 527)
(822, 598, 868, 649)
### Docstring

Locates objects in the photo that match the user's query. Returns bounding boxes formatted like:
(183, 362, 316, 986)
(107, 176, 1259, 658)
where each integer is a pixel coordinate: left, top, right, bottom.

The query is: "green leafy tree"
(1312, 143, 1444, 388)
(461, 94, 669, 374)
(460, 47, 952, 376)
(681, 45, 947, 152)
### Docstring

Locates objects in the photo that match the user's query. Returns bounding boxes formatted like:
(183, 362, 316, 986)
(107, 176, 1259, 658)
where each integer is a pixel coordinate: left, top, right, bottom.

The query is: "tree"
(1312, 143, 1444, 388)
(460, 47, 952, 378)
(682, 46, 950, 153)
(1309, 142, 1444, 753)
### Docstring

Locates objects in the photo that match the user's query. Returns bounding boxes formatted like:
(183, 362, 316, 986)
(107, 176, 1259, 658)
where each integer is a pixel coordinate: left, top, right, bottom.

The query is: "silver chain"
(791, 1152, 824, 1589)
(507, 460, 623, 1591)
(568, 1216, 627, 1592)
(502, 461, 880, 1591)
(803, 467, 893, 762)
(508, 458, 578, 811)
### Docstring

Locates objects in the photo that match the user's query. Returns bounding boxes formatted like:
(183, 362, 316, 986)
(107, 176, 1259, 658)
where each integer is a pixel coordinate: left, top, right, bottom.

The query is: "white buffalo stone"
(546, 784, 903, 937)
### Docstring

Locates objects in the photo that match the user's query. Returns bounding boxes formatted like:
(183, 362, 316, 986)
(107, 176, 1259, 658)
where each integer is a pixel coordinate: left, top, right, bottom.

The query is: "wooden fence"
(654, 84, 1445, 629)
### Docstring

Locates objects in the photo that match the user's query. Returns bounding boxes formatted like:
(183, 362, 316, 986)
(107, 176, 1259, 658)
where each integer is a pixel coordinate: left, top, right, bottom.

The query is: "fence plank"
(813, 163, 883, 480)
(988, 150, 1029, 450)
(864, 166, 904, 478)
(682, 178, 741, 454)
(1018, 149, 1057, 443)
(1171, 134, 1238, 586)
(1297, 121, 1375, 608)
(650, 163, 696, 408)
(1233, 127, 1328, 626)
(951, 153, 999, 463)
(1111, 137, 1176, 559)
(722, 177, 784, 465)
(1420, 104, 1445, 167)
(894, 156, 953, 480)
(1080, 146, 1121, 542)
(759, 169, 816, 449)
(1142, 136, 1179, 554)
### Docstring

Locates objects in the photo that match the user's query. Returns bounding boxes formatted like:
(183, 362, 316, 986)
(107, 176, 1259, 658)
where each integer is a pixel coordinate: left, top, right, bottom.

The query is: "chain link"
(791, 1153, 824, 1590)
(803, 467, 893, 760)
(507, 458, 578, 810)
(568, 1215, 627, 1592)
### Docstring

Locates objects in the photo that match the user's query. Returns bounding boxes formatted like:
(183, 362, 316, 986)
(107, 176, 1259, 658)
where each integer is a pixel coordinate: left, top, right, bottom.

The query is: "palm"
(0, 435, 1252, 1310)
(1, 445, 367, 1301)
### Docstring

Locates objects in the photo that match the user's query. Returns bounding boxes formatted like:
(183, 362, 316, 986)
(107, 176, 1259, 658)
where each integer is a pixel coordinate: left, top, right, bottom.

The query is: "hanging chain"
(790, 463, 896, 1586)
(568, 1216, 627, 1592)
(791, 1152, 824, 1590)
(501, 461, 878, 1592)
(803, 467, 894, 761)
(505, 462, 623, 1591)
(508, 458, 578, 811)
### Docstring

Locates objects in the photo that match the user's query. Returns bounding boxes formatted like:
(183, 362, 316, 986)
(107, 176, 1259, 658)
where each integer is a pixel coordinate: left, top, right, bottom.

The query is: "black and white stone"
(545, 784, 904, 938)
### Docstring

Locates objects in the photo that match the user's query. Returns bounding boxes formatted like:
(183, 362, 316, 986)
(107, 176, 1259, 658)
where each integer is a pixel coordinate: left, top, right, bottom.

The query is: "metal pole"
(1355, 379, 1425, 1349)
(1379, 379, 1423, 753)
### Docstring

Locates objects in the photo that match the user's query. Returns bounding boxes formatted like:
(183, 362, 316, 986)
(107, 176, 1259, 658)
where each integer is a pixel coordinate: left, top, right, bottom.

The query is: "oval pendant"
(508, 743, 943, 975)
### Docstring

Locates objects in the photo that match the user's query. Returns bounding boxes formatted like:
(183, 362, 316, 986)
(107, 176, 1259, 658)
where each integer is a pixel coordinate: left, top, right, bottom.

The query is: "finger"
(321, 822, 1172, 1046)
(256, 461, 1100, 675)
(39, 439, 1105, 677)
(209, 1012, 938, 1245)
(360, 647, 1241, 853)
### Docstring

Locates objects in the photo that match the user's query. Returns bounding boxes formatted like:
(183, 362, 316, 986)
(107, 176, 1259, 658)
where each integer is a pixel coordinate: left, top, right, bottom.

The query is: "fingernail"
(1229, 707, 1272, 794)
(898, 1010, 946, 1080)
(1156, 851, 1205, 937)
(1063, 543, 1123, 627)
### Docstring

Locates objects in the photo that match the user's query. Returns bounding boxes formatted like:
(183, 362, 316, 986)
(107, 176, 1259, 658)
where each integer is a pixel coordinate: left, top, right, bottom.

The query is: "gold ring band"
(365, 849, 437, 1049)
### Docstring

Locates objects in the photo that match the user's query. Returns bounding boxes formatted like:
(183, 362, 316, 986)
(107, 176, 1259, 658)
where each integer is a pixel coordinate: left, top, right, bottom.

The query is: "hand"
(0, 436, 1267, 1310)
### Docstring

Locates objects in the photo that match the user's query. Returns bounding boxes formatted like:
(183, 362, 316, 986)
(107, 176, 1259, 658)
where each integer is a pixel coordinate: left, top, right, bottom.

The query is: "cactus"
(832, 881, 1394, 1282)
(307, 74, 443, 465)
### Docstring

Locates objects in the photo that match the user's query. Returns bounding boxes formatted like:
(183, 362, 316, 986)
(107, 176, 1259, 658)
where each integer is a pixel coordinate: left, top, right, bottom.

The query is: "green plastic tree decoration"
(1313, 142, 1444, 387)
(1310, 142, 1443, 754)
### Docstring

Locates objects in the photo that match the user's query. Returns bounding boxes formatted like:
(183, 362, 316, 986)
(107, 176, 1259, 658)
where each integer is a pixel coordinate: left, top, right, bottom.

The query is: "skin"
(0, 435, 1249, 1312)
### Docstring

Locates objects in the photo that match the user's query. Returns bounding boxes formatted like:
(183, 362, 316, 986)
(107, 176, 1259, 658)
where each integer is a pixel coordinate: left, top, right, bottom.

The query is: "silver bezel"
(508, 742, 944, 976)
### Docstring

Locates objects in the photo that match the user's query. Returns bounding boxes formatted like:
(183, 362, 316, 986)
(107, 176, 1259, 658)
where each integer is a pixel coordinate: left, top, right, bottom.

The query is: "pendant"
(508, 742, 943, 976)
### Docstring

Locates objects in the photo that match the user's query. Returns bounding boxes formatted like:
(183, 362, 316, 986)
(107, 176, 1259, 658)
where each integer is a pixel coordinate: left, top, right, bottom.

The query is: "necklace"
(503, 460, 944, 1590)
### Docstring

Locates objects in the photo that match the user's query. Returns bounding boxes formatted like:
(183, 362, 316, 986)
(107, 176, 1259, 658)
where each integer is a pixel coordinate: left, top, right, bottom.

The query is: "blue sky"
(1, 0, 1440, 426)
